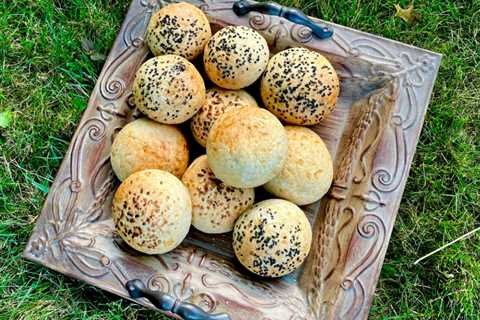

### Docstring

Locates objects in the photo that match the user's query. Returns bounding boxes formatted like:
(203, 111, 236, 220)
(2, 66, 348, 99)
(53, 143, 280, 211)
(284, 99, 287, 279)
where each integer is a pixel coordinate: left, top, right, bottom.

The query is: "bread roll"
(233, 199, 312, 277)
(264, 126, 333, 205)
(112, 170, 192, 254)
(133, 55, 205, 124)
(111, 118, 188, 181)
(203, 26, 269, 89)
(206, 106, 287, 188)
(182, 155, 254, 234)
(146, 2, 211, 60)
(261, 47, 340, 125)
(190, 87, 258, 147)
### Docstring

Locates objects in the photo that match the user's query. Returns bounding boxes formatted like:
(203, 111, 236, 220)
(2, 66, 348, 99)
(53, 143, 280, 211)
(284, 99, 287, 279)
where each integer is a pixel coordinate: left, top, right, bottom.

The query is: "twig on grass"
(414, 226, 480, 265)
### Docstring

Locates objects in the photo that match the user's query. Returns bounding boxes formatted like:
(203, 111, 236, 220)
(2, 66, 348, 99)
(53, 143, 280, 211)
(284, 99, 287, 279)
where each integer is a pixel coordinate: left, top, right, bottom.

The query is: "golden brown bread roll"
(182, 155, 255, 234)
(206, 106, 287, 188)
(110, 118, 189, 181)
(203, 26, 269, 89)
(112, 169, 192, 254)
(261, 47, 340, 125)
(146, 2, 211, 60)
(133, 55, 205, 124)
(190, 87, 258, 147)
(264, 126, 333, 205)
(233, 199, 312, 277)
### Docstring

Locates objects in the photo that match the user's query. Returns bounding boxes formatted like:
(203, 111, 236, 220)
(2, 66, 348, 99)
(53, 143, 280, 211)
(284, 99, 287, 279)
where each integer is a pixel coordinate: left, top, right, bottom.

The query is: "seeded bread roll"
(182, 155, 255, 234)
(264, 126, 333, 205)
(111, 118, 188, 181)
(233, 199, 312, 277)
(112, 170, 192, 255)
(146, 2, 211, 60)
(203, 26, 269, 89)
(207, 106, 288, 188)
(133, 55, 206, 124)
(261, 47, 340, 125)
(190, 87, 258, 147)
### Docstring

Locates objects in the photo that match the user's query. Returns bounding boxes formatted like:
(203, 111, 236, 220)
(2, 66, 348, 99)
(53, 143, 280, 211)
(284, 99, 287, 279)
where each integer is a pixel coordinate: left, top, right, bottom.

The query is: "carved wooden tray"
(23, 0, 441, 319)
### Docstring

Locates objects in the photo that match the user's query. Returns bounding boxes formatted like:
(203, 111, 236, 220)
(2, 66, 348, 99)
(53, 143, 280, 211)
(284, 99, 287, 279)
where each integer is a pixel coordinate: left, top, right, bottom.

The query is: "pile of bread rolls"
(111, 2, 339, 278)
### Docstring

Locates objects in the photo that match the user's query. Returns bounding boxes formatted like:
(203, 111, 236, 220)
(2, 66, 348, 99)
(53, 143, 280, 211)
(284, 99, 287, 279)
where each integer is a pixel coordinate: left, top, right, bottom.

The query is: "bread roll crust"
(112, 169, 192, 255)
(133, 55, 205, 124)
(261, 47, 340, 125)
(264, 126, 333, 205)
(146, 2, 211, 60)
(182, 155, 255, 234)
(206, 107, 287, 188)
(233, 199, 312, 277)
(203, 26, 269, 89)
(111, 118, 189, 181)
(190, 87, 258, 147)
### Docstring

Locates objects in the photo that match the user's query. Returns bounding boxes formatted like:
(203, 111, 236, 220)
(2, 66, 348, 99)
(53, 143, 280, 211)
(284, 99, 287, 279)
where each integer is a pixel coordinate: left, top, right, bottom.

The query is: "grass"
(0, 0, 479, 319)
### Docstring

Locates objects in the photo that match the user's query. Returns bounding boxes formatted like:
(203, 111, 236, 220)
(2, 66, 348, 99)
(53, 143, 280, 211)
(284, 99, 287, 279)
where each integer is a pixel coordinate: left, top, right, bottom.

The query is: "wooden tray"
(23, 0, 441, 319)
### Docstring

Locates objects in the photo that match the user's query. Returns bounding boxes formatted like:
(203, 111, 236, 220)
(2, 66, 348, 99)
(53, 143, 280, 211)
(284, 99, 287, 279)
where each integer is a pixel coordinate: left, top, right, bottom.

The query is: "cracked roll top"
(112, 169, 192, 255)
(182, 155, 255, 234)
(203, 26, 269, 89)
(146, 2, 211, 60)
(261, 47, 340, 125)
(233, 199, 312, 277)
(110, 118, 189, 181)
(133, 55, 206, 124)
(206, 106, 288, 188)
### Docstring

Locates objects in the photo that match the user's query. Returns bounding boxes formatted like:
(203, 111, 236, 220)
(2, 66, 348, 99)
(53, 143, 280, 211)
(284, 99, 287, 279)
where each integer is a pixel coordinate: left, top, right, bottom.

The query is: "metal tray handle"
(233, 0, 333, 39)
(126, 279, 231, 320)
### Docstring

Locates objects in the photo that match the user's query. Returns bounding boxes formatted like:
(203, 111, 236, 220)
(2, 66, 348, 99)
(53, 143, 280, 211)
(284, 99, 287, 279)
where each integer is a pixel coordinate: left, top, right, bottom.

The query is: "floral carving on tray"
(28, 118, 115, 275)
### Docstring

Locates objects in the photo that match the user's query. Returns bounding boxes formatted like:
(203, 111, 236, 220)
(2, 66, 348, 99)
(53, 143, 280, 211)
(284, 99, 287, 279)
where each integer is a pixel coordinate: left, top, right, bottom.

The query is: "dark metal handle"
(126, 279, 231, 320)
(233, 0, 333, 39)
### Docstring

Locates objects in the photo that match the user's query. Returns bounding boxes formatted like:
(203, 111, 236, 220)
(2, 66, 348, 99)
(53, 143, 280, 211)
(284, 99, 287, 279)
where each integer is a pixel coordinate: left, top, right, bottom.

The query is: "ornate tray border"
(23, 0, 441, 319)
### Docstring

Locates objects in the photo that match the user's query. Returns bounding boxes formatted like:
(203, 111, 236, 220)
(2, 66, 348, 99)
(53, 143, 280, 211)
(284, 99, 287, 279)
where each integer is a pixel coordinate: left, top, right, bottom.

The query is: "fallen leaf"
(90, 52, 106, 62)
(394, 3, 419, 23)
(0, 110, 13, 128)
(80, 37, 94, 53)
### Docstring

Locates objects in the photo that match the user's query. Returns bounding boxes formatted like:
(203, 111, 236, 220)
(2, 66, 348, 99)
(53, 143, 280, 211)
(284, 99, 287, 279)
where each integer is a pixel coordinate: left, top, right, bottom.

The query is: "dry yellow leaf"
(394, 3, 419, 23)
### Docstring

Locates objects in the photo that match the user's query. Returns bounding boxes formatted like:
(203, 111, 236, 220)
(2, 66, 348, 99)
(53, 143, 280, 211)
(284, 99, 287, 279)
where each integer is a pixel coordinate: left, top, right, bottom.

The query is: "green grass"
(0, 0, 479, 319)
